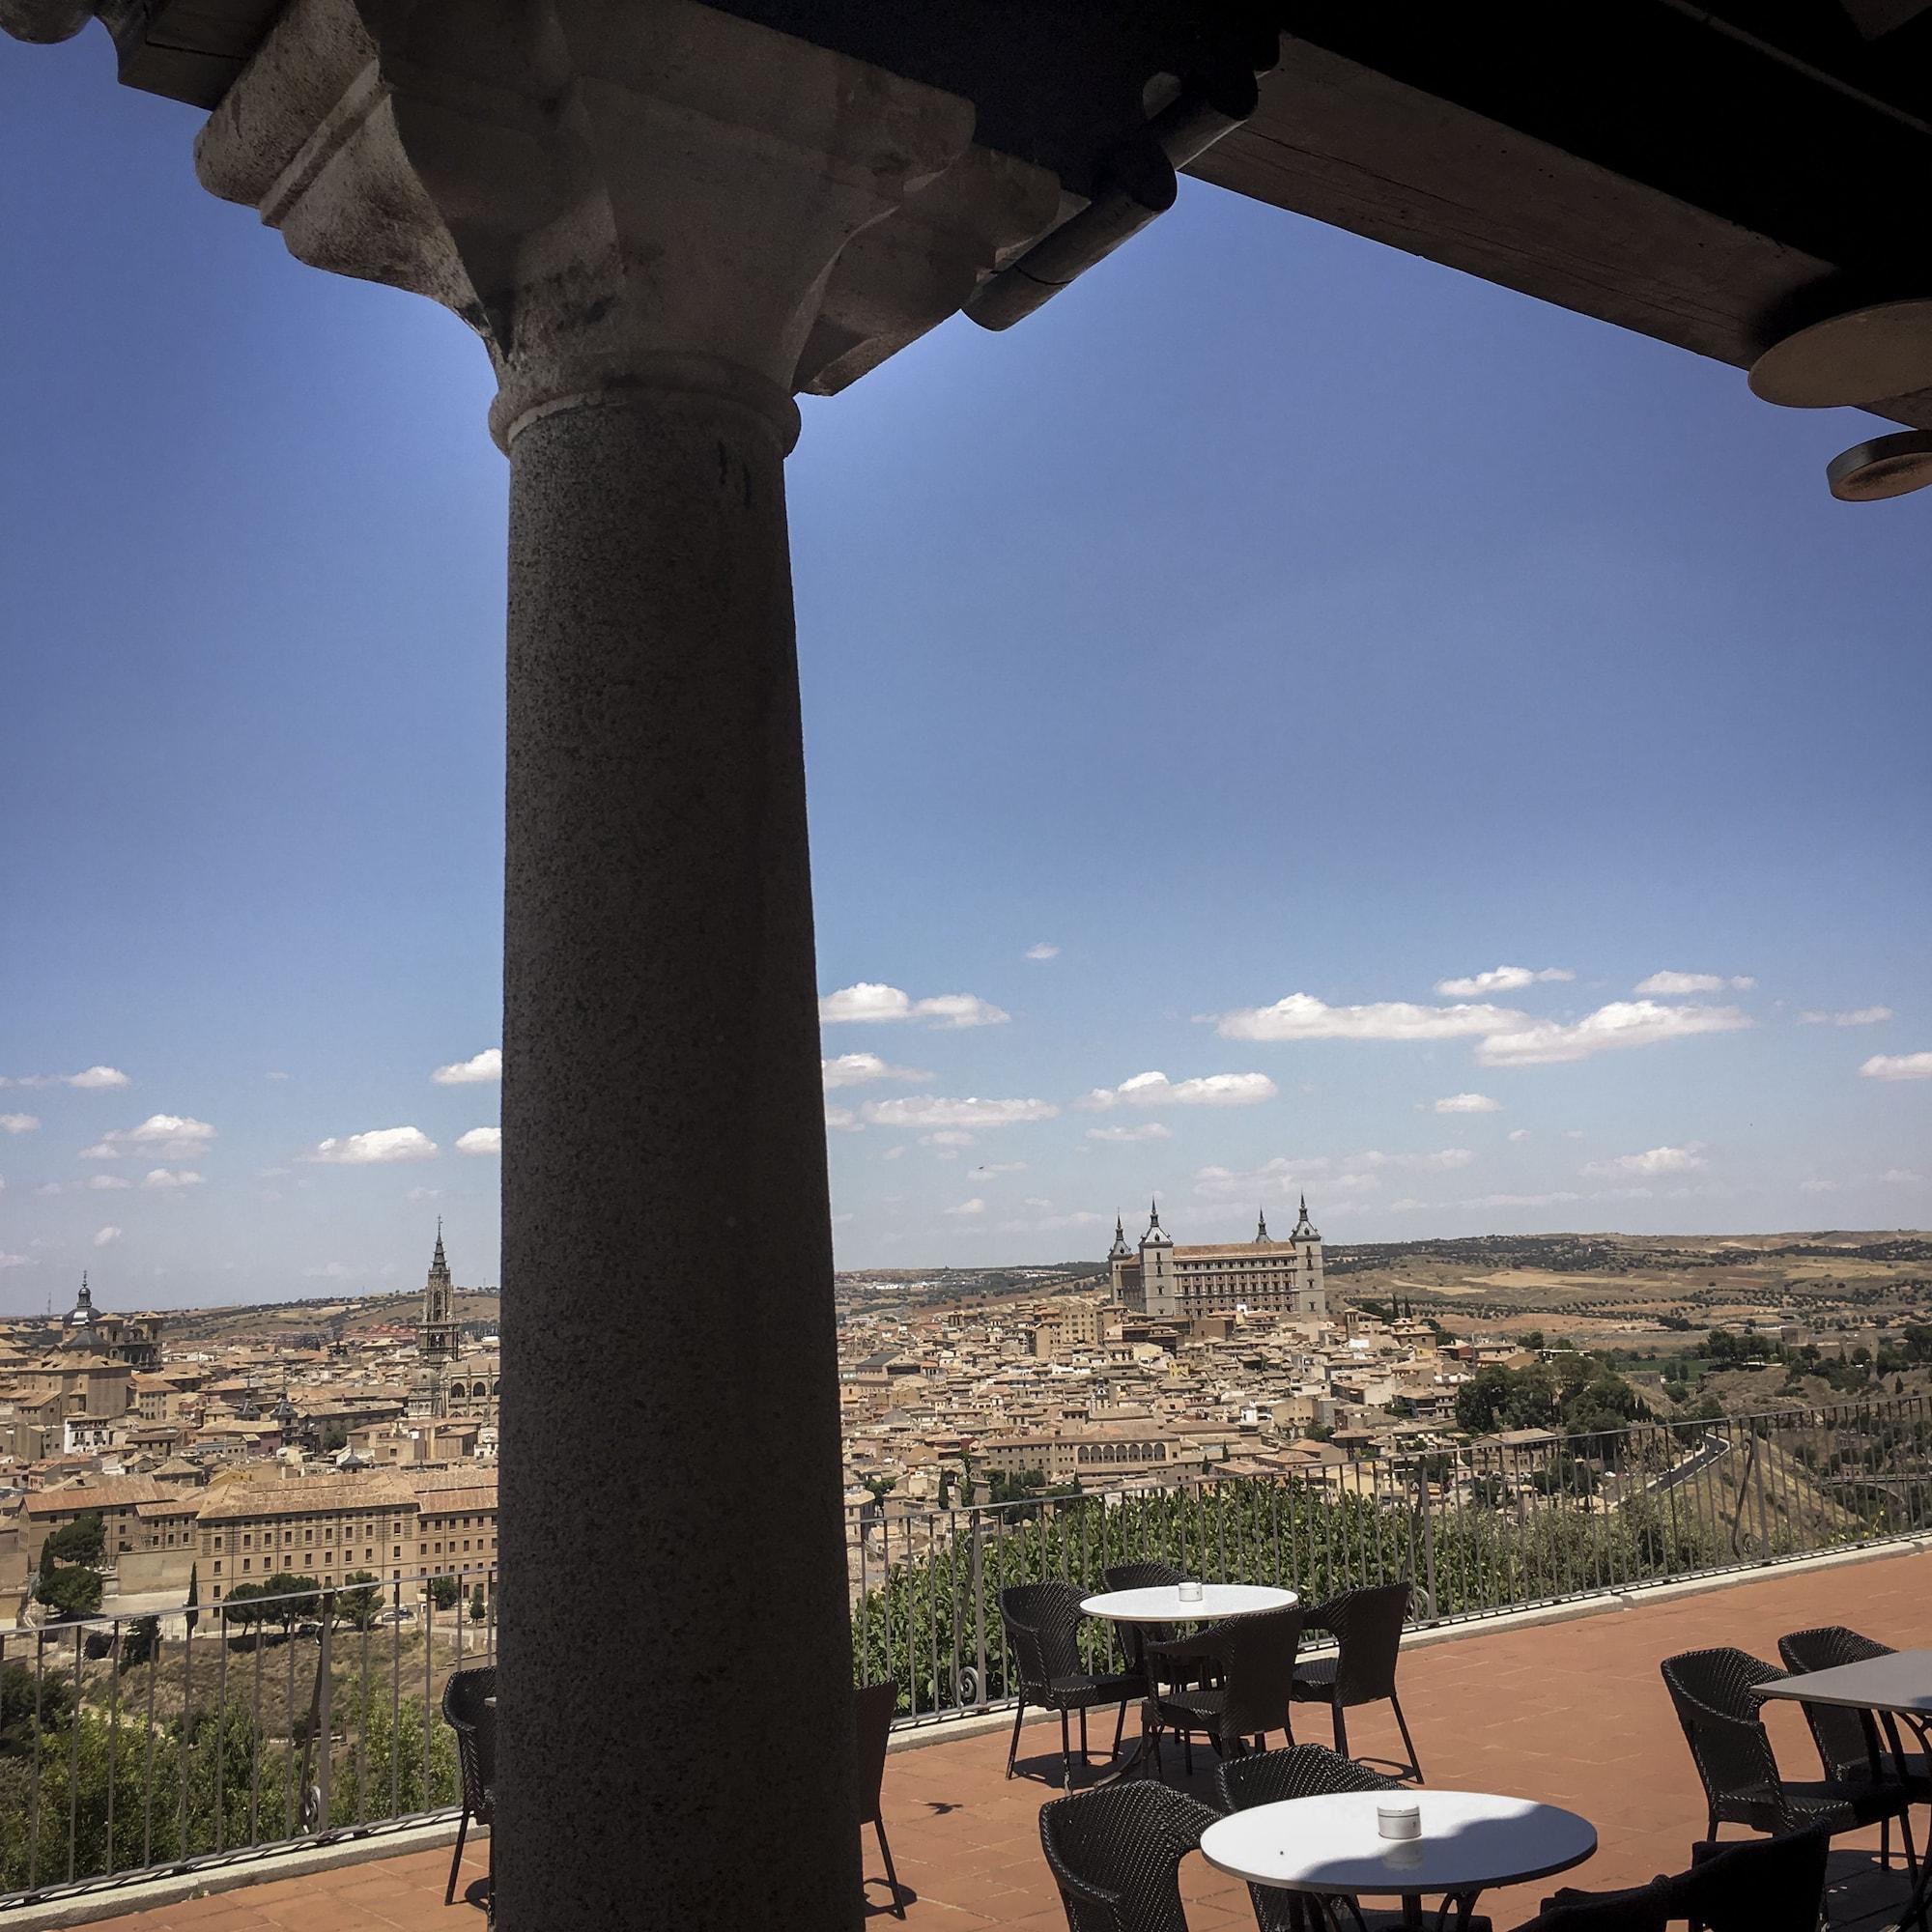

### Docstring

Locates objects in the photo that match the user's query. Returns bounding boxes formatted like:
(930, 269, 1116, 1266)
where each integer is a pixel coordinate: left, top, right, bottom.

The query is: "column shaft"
(497, 383, 857, 1930)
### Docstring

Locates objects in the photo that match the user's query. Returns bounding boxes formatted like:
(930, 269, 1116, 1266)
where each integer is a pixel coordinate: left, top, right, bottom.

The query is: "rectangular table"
(1757, 1650, 1932, 1932)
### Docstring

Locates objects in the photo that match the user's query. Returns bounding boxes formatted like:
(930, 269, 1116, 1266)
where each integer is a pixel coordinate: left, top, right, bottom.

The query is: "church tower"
(411, 1222, 460, 1419)
(421, 1222, 460, 1366)
(1289, 1194, 1326, 1316)
(1139, 1200, 1178, 1318)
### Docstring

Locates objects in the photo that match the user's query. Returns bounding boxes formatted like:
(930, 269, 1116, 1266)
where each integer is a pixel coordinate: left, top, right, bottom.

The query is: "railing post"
(315, 1599, 334, 1833)
(1417, 1463, 1440, 1622)
(970, 1514, 987, 1714)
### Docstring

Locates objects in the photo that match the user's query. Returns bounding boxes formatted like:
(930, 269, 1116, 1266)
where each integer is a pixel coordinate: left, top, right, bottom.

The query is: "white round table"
(1201, 1789, 1597, 1931)
(1078, 1583, 1297, 1623)
(1073, 1585, 1296, 1780)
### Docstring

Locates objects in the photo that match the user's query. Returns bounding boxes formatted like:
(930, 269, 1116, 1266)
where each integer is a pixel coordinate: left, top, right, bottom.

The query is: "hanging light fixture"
(1749, 298, 1932, 500)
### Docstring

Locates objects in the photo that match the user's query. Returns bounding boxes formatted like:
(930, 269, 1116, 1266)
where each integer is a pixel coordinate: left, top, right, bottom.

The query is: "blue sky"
(2, 32, 1927, 1306)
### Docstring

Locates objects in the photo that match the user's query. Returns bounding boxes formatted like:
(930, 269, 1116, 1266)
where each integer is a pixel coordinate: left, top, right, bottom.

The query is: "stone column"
(499, 371, 842, 1926)
(185, 5, 1061, 1928)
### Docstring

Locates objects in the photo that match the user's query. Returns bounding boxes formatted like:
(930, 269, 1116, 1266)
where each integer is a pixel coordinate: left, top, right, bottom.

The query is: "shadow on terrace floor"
(83, 1545, 1932, 1932)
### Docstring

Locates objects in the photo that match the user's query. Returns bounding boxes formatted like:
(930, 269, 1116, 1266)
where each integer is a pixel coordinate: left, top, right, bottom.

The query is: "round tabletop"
(1200, 1790, 1596, 1898)
(1078, 1583, 1297, 1624)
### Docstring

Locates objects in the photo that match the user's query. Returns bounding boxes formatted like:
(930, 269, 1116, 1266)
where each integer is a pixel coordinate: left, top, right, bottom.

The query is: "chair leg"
(875, 1817, 906, 1920)
(445, 1808, 469, 1906)
(1182, 1728, 1194, 1776)
(1079, 1706, 1090, 1765)
(1061, 1709, 1073, 1790)
(1898, 1802, 1920, 1883)
(1005, 1697, 1026, 1779)
(1391, 1694, 1423, 1783)
(1111, 1699, 1127, 1758)
(1332, 1704, 1349, 1757)
(1885, 1814, 1894, 1873)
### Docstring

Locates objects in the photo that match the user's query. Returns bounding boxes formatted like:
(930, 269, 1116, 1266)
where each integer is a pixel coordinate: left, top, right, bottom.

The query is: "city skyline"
(3, 32, 1928, 1301)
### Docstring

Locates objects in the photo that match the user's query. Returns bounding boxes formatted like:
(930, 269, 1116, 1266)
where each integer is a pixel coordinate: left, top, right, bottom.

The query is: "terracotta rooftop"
(67, 1544, 1932, 1932)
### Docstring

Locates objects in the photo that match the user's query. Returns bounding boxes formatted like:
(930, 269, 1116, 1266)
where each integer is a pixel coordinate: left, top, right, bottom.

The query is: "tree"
(336, 1572, 383, 1631)
(262, 1574, 320, 1634)
(37, 1564, 103, 1620)
(43, 1512, 105, 1569)
(120, 1616, 160, 1674)
(0, 1660, 73, 1755)
(220, 1582, 266, 1640)
(427, 1575, 460, 1613)
(184, 1562, 200, 1636)
(467, 1584, 488, 1624)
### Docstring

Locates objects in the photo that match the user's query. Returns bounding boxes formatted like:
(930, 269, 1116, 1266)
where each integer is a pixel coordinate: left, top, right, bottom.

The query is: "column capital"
(193, 0, 1062, 448)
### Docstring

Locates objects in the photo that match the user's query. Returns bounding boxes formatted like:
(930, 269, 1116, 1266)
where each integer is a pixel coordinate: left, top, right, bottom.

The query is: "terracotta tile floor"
(83, 1548, 1932, 1930)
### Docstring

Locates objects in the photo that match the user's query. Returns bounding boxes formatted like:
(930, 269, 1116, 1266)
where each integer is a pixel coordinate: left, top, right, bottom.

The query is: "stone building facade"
(1108, 1200, 1325, 1321)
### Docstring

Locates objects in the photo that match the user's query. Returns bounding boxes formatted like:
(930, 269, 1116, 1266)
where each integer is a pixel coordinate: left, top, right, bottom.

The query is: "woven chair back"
(1659, 1648, 1785, 1812)
(1038, 1779, 1217, 1932)
(854, 1678, 895, 1827)
(1001, 1581, 1085, 1692)
(1319, 1582, 1409, 1706)
(1777, 1625, 1892, 1779)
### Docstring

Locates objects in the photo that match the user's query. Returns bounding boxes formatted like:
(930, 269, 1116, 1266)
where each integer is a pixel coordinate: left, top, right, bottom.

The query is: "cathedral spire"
(1255, 1206, 1269, 1243)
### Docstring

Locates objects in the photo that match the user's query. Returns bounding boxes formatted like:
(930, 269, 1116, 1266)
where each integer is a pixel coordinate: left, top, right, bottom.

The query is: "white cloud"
(1025, 943, 1060, 961)
(303, 1261, 358, 1280)
(0, 1065, 131, 1090)
(1861, 1052, 1932, 1082)
(407, 1185, 441, 1202)
(1087, 1122, 1173, 1144)
(944, 1197, 986, 1218)
(1435, 967, 1574, 996)
(921, 1130, 976, 1148)
(1083, 1070, 1278, 1110)
(880, 1145, 905, 1161)
(1194, 1148, 1471, 1201)
(1464, 1191, 1583, 1208)
(306, 1126, 439, 1165)
(432, 1048, 501, 1086)
(1507, 1128, 1531, 1143)
(455, 1127, 501, 1156)
(78, 1114, 218, 1160)
(1213, 992, 1520, 1044)
(1475, 1001, 1750, 1066)
(1800, 1007, 1893, 1028)
(821, 1053, 932, 1092)
(1881, 1169, 1926, 1186)
(141, 1168, 204, 1189)
(33, 1181, 63, 1197)
(87, 1175, 131, 1191)
(975, 1160, 1027, 1176)
(1583, 1144, 1708, 1177)
(819, 982, 1009, 1029)
(1634, 971, 1756, 995)
(1432, 1094, 1501, 1115)
(0, 1252, 33, 1268)
(267, 1069, 289, 1081)
(1023, 1195, 1053, 1208)
(861, 1095, 1057, 1129)
(1800, 1179, 1840, 1195)
(0, 1114, 39, 1135)
(824, 1106, 861, 1132)
(93, 1226, 123, 1247)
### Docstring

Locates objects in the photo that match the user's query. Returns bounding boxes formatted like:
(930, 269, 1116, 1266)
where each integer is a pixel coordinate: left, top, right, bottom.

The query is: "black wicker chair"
(1779, 1625, 1930, 1873)
(1215, 1745, 1493, 1932)
(1292, 1583, 1422, 1780)
(855, 1678, 905, 1918)
(441, 1664, 495, 1908)
(1659, 1647, 1916, 1858)
(1511, 1823, 1830, 1932)
(1145, 1606, 1302, 1777)
(1002, 1581, 1147, 1789)
(1038, 1777, 1218, 1932)
(1102, 1562, 1187, 1684)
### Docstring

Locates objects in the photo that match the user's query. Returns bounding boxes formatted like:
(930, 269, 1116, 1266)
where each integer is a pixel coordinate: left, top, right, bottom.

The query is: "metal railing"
(850, 1395, 1932, 1725)
(0, 1565, 497, 1907)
